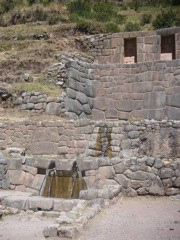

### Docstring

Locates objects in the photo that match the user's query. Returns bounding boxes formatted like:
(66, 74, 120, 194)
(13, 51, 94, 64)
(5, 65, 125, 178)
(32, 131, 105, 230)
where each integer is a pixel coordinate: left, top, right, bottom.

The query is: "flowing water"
(43, 162, 87, 199)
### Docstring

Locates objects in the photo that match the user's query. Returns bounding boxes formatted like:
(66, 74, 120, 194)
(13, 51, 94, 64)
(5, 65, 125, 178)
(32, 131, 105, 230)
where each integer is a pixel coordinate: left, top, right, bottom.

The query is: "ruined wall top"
(77, 27, 180, 65)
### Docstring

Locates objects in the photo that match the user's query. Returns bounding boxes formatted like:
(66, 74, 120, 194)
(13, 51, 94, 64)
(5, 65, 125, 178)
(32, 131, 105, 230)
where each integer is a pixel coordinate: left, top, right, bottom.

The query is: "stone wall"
(93, 59, 180, 120)
(0, 119, 179, 159)
(0, 119, 179, 197)
(79, 27, 180, 64)
(14, 91, 65, 116)
(63, 58, 180, 121)
(64, 61, 96, 119)
(0, 152, 9, 189)
(80, 156, 180, 198)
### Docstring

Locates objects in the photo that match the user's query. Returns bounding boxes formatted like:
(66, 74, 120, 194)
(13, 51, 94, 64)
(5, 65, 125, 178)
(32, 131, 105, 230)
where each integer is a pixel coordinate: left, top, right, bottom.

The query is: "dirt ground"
(0, 196, 180, 240)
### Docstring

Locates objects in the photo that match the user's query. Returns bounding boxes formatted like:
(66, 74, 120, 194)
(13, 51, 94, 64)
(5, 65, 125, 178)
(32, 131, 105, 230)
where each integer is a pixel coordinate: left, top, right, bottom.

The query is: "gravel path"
(0, 196, 179, 240)
(78, 196, 180, 240)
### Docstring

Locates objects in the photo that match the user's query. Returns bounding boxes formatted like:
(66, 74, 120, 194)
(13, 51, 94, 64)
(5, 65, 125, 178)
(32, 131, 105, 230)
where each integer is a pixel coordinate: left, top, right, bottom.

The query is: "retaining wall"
(0, 119, 179, 197)
(64, 59, 180, 121)
(0, 119, 179, 158)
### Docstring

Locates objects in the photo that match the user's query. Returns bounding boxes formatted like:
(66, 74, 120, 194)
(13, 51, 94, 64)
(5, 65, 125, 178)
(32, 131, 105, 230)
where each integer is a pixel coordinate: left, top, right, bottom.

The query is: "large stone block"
(45, 102, 61, 115)
(76, 92, 88, 105)
(165, 106, 180, 120)
(114, 162, 128, 174)
(115, 174, 130, 188)
(167, 94, 180, 108)
(7, 158, 22, 170)
(79, 189, 98, 200)
(31, 174, 46, 191)
(124, 170, 150, 181)
(30, 142, 58, 155)
(143, 92, 166, 109)
(8, 170, 25, 185)
(159, 168, 174, 179)
(97, 166, 115, 179)
(53, 199, 77, 211)
(64, 97, 83, 116)
(114, 99, 135, 112)
(94, 97, 113, 111)
(92, 109, 105, 120)
(28, 196, 53, 210)
(77, 158, 99, 171)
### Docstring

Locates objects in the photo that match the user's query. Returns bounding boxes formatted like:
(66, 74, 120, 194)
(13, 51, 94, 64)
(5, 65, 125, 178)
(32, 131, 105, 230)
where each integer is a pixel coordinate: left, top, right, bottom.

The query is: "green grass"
(12, 81, 63, 97)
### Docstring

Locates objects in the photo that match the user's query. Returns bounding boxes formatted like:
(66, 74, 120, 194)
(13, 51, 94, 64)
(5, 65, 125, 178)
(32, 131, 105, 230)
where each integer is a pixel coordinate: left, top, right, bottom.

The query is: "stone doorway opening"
(124, 38, 137, 64)
(160, 34, 175, 60)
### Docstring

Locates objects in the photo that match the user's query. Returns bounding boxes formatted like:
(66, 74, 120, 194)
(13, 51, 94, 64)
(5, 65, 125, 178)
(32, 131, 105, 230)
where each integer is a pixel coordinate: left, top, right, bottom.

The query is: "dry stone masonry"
(15, 91, 65, 116)
(0, 27, 180, 239)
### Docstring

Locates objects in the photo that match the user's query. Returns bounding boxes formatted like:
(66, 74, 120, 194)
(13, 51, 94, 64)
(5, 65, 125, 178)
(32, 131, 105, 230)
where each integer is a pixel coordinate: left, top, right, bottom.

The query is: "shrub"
(93, 2, 115, 22)
(48, 15, 60, 25)
(140, 13, 152, 25)
(105, 22, 121, 33)
(128, 0, 141, 11)
(33, 6, 48, 21)
(124, 22, 141, 31)
(76, 19, 105, 34)
(152, 9, 177, 29)
(115, 13, 127, 24)
(68, 0, 92, 18)
(0, 0, 16, 13)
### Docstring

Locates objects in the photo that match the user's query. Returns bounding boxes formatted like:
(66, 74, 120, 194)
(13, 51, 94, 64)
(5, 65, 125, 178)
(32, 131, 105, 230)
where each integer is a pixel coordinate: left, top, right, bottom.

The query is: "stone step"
(0, 190, 83, 212)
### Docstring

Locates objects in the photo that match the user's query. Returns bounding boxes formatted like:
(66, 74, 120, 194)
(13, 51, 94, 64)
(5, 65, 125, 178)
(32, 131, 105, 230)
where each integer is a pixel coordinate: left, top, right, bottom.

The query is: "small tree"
(152, 9, 177, 29)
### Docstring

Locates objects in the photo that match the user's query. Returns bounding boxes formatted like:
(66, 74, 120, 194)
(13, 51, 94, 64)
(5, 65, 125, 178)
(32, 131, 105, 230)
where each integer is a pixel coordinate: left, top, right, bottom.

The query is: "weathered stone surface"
(128, 131, 140, 139)
(154, 158, 163, 169)
(76, 92, 88, 105)
(77, 159, 99, 171)
(165, 188, 180, 195)
(7, 158, 22, 170)
(167, 94, 180, 108)
(137, 187, 148, 195)
(31, 174, 46, 191)
(97, 166, 115, 179)
(28, 196, 53, 210)
(124, 170, 150, 181)
(159, 168, 174, 179)
(22, 165, 37, 175)
(114, 99, 135, 112)
(121, 139, 132, 149)
(57, 225, 79, 239)
(45, 102, 61, 115)
(148, 178, 165, 196)
(64, 98, 83, 116)
(114, 162, 128, 174)
(8, 170, 25, 185)
(43, 224, 58, 237)
(94, 97, 113, 111)
(165, 106, 180, 120)
(146, 157, 155, 167)
(143, 92, 166, 109)
(53, 199, 77, 212)
(30, 142, 58, 155)
(80, 189, 98, 200)
(173, 177, 180, 187)
(115, 174, 130, 188)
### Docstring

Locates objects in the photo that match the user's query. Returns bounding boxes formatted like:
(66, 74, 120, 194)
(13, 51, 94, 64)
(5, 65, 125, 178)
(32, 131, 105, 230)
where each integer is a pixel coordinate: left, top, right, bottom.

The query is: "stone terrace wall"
(93, 59, 180, 121)
(64, 61, 96, 119)
(0, 119, 179, 197)
(0, 119, 179, 159)
(79, 156, 180, 198)
(79, 27, 180, 64)
(14, 92, 65, 116)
